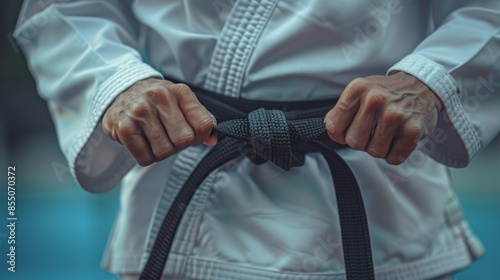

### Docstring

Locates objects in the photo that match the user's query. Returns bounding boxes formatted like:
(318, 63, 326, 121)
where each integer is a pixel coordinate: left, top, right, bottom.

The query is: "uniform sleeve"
(388, 0, 500, 168)
(14, 1, 163, 192)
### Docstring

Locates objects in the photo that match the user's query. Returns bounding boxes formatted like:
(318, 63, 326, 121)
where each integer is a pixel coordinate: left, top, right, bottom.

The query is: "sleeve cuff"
(388, 54, 481, 167)
(68, 60, 163, 193)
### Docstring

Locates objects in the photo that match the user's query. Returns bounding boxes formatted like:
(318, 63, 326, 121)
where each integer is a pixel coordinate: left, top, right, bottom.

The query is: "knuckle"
(172, 131, 195, 147)
(137, 157, 155, 167)
(386, 156, 405, 165)
(340, 78, 370, 108)
(102, 118, 114, 134)
(116, 122, 136, 137)
(345, 77, 369, 95)
(194, 114, 214, 134)
(382, 110, 406, 127)
(147, 85, 169, 102)
(171, 83, 192, 98)
(345, 135, 365, 150)
(367, 147, 385, 158)
(327, 129, 346, 145)
(327, 132, 342, 144)
(334, 100, 352, 112)
(403, 124, 422, 141)
(324, 113, 343, 136)
(349, 77, 369, 90)
(326, 124, 343, 141)
(148, 127, 163, 141)
(364, 91, 386, 110)
(154, 145, 174, 161)
(131, 103, 150, 118)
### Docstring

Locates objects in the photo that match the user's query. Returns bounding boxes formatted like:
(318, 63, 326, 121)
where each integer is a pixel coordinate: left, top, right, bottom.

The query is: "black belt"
(139, 86, 375, 280)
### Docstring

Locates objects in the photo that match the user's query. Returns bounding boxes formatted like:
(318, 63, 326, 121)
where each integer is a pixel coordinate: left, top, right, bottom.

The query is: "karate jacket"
(15, 1, 500, 279)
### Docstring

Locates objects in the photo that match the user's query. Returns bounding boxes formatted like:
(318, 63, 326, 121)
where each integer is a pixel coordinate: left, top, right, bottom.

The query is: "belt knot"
(214, 108, 326, 170)
(248, 108, 292, 170)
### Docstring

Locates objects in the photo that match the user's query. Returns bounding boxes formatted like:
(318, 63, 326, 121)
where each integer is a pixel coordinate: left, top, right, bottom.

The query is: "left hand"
(324, 72, 443, 165)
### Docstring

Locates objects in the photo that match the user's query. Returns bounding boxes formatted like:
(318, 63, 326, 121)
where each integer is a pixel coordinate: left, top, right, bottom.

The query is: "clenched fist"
(324, 72, 443, 165)
(102, 78, 217, 166)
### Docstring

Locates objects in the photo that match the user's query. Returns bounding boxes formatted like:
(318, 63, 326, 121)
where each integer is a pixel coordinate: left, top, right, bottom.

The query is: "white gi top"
(15, 1, 500, 279)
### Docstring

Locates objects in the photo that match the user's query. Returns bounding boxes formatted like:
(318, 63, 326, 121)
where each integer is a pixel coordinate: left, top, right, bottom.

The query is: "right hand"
(102, 78, 217, 166)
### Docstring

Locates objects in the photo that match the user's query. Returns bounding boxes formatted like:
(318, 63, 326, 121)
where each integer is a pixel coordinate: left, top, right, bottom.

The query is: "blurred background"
(0, 1, 499, 280)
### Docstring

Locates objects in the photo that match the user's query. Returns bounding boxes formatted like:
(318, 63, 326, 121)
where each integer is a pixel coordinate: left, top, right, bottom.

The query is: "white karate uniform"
(15, 1, 500, 279)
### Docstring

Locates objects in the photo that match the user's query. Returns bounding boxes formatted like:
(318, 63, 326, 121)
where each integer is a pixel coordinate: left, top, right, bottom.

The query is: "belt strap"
(139, 86, 375, 280)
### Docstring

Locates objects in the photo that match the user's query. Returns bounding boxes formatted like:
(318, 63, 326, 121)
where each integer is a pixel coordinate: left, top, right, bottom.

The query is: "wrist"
(429, 90, 444, 113)
(393, 71, 444, 113)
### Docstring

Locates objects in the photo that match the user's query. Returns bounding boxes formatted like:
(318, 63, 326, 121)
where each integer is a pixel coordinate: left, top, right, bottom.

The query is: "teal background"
(1, 1, 498, 279)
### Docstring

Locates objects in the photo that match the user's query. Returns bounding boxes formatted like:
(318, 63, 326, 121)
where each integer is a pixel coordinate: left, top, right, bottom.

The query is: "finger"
(142, 118, 175, 161)
(178, 94, 216, 146)
(202, 114, 218, 146)
(386, 122, 423, 165)
(120, 133, 156, 166)
(325, 99, 359, 145)
(156, 95, 196, 149)
(164, 112, 195, 149)
(365, 122, 397, 158)
(325, 78, 366, 144)
(367, 102, 411, 159)
(202, 116, 218, 147)
(344, 95, 380, 150)
(203, 134, 218, 146)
